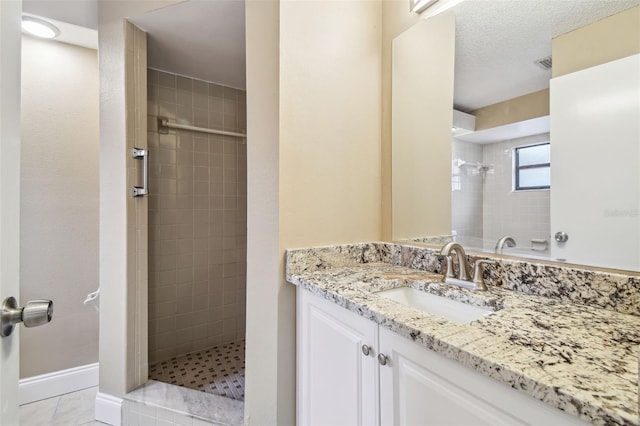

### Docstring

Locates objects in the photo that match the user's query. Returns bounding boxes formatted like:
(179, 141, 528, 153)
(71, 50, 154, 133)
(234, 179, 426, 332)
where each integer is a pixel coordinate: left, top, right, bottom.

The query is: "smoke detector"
(535, 55, 553, 71)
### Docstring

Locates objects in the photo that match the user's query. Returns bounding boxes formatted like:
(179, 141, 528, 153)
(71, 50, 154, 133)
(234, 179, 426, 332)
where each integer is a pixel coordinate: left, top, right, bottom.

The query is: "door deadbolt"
(1, 297, 53, 337)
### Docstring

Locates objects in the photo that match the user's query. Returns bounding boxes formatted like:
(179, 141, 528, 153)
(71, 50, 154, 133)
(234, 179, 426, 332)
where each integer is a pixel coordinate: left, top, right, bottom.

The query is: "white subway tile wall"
(482, 133, 551, 250)
(452, 139, 484, 240)
(452, 133, 551, 251)
(147, 69, 247, 365)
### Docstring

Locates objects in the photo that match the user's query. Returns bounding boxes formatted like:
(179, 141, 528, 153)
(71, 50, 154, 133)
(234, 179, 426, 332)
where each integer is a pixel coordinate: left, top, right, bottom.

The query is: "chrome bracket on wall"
(157, 117, 170, 135)
(132, 148, 149, 197)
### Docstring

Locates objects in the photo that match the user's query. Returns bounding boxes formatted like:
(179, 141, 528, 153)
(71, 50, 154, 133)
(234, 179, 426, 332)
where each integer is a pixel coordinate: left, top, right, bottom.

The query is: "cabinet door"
(378, 327, 587, 426)
(298, 289, 379, 426)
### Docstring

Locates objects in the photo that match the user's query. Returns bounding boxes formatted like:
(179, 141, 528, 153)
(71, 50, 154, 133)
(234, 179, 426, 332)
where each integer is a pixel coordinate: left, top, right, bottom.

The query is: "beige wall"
(381, 0, 421, 240)
(279, 0, 382, 247)
(245, 0, 382, 423)
(97, 16, 149, 400)
(472, 89, 549, 131)
(553, 6, 640, 78)
(124, 21, 149, 392)
(391, 14, 456, 240)
(97, 16, 129, 400)
(20, 36, 99, 378)
(147, 70, 247, 365)
(244, 1, 280, 424)
(244, 1, 280, 423)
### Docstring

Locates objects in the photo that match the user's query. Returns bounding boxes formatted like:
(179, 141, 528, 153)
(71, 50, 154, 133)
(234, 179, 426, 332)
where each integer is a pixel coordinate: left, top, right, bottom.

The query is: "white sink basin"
(376, 287, 494, 324)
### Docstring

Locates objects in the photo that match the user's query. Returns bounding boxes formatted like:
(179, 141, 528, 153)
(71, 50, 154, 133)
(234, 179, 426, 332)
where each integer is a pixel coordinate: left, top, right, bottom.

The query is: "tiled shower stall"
(146, 69, 247, 400)
(452, 133, 551, 252)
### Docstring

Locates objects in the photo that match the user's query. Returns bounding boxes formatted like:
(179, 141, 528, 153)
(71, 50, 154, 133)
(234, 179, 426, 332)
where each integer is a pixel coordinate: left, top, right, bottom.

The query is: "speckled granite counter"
(286, 243, 640, 426)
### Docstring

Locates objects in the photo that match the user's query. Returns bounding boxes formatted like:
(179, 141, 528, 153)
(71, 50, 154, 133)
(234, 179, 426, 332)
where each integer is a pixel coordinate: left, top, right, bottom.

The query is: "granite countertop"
(286, 244, 640, 426)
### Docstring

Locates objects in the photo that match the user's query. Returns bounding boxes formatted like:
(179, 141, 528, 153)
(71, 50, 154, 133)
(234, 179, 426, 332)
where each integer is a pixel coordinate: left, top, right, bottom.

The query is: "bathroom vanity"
(287, 243, 640, 426)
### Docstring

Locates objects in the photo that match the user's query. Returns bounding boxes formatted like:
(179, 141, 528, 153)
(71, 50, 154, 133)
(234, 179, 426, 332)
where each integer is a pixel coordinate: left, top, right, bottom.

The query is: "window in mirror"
(514, 143, 550, 191)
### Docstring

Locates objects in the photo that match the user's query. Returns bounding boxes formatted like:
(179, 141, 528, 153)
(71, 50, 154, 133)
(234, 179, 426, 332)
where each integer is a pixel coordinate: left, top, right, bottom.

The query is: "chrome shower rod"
(158, 117, 247, 138)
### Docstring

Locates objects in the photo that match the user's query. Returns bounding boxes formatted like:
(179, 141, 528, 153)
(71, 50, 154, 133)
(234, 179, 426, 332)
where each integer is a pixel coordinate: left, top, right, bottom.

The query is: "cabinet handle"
(378, 353, 388, 366)
(362, 344, 371, 356)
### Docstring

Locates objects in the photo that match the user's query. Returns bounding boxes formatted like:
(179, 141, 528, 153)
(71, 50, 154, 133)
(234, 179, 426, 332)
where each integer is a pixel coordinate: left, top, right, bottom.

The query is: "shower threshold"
(123, 380, 244, 425)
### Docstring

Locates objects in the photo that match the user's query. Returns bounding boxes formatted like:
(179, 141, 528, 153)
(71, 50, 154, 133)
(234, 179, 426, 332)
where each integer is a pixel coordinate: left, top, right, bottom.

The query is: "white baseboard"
(19, 362, 99, 405)
(95, 392, 123, 426)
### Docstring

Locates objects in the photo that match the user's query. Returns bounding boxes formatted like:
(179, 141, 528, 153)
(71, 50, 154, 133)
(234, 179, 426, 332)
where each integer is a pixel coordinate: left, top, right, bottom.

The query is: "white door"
(0, 0, 23, 424)
(297, 289, 379, 426)
(550, 54, 640, 271)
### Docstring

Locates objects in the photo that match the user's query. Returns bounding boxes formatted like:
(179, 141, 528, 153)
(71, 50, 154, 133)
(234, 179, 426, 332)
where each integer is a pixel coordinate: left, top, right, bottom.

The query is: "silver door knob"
(1, 297, 53, 337)
(377, 353, 388, 366)
(554, 232, 569, 243)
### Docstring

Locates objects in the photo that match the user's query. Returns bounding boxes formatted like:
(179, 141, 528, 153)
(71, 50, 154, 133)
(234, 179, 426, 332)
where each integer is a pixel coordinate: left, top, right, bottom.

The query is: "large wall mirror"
(392, 0, 640, 272)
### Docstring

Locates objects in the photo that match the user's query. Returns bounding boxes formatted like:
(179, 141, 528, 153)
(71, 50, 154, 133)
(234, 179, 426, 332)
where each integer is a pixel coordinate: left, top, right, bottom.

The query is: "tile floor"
(20, 386, 105, 426)
(149, 340, 245, 401)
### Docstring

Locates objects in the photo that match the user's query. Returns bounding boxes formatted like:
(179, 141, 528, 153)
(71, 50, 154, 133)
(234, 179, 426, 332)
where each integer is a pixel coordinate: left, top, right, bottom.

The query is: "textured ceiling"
(451, 0, 639, 111)
(23, 0, 98, 30)
(126, 0, 637, 99)
(129, 0, 246, 89)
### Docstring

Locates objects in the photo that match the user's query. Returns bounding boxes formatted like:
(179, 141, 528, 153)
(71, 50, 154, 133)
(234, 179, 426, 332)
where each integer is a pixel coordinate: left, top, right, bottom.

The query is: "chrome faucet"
(495, 236, 516, 253)
(440, 242, 471, 281)
(441, 242, 496, 291)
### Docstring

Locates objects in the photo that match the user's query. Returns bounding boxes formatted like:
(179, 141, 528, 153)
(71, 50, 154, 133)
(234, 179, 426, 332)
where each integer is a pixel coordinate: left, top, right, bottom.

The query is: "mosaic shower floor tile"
(149, 340, 245, 401)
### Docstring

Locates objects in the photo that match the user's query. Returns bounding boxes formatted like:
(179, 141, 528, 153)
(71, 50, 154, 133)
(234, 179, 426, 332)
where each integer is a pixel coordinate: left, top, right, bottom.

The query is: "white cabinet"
(297, 289, 379, 426)
(378, 327, 587, 425)
(298, 288, 588, 426)
(380, 325, 521, 425)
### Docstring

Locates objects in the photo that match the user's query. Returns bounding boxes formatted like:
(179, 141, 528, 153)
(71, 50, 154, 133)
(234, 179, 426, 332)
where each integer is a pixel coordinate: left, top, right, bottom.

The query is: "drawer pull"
(378, 353, 388, 366)
(362, 344, 371, 356)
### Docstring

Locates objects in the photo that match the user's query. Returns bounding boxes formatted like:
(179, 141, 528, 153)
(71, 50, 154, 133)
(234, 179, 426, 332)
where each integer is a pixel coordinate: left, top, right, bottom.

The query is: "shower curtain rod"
(158, 118, 247, 138)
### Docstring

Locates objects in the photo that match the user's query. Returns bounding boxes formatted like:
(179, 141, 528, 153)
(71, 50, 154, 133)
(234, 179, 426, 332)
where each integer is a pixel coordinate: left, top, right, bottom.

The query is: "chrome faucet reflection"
(495, 236, 516, 253)
(440, 242, 496, 291)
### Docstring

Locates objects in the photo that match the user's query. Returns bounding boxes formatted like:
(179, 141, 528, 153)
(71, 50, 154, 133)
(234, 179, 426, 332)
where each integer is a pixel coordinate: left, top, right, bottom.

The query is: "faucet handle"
(472, 259, 496, 290)
(443, 256, 455, 279)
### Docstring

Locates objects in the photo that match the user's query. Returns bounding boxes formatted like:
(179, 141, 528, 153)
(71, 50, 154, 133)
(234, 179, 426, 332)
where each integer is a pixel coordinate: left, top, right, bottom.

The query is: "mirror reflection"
(393, 0, 640, 272)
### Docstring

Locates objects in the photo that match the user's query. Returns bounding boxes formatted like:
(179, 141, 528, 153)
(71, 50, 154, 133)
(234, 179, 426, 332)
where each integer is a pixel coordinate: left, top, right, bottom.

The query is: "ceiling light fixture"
(410, 0, 439, 13)
(21, 16, 60, 39)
